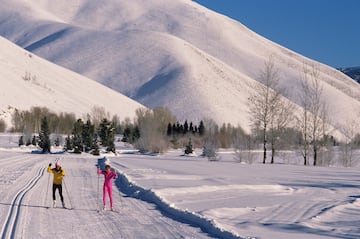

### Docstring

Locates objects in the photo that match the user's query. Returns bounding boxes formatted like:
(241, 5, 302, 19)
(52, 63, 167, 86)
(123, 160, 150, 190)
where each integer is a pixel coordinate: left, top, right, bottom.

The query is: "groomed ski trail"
(0, 152, 213, 239)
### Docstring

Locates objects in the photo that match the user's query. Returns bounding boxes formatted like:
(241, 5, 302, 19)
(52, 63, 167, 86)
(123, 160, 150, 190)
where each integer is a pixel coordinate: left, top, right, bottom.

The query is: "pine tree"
(185, 138, 193, 154)
(183, 120, 189, 134)
(38, 116, 51, 153)
(121, 127, 131, 143)
(98, 118, 110, 146)
(31, 135, 37, 146)
(132, 126, 140, 143)
(64, 134, 73, 151)
(54, 137, 60, 147)
(18, 136, 24, 146)
(198, 120, 205, 136)
(98, 118, 116, 153)
(92, 141, 100, 156)
(82, 119, 95, 152)
(167, 123, 172, 136)
(189, 122, 194, 134)
(72, 119, 84, 153)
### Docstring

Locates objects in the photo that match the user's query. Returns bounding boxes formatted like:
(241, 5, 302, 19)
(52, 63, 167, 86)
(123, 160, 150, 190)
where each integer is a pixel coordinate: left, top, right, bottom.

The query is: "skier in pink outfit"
(97, 164, 118, 210)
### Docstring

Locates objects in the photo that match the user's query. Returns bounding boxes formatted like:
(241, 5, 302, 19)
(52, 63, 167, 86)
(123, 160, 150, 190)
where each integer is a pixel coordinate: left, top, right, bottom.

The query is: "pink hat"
(55, 162, 60, 167)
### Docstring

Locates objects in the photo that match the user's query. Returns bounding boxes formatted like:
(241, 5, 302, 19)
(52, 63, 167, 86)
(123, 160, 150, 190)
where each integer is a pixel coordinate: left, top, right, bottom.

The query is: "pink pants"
(103, 184, 113, 208)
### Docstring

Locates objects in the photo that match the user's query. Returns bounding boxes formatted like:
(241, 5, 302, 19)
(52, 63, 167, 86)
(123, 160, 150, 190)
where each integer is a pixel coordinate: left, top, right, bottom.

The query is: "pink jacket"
(97, 168, 117, 186)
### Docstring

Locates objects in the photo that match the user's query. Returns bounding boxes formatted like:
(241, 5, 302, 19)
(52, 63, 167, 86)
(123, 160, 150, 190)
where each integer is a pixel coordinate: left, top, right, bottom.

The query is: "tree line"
(8, 57, 360, 167)
(248, 56, 360, 167)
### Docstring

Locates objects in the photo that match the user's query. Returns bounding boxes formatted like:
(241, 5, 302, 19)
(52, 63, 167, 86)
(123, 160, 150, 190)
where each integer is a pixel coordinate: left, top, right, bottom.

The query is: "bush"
(184, 138, 193, 154)
(202, 137, 218, 161)
(0, 119, 6, 132)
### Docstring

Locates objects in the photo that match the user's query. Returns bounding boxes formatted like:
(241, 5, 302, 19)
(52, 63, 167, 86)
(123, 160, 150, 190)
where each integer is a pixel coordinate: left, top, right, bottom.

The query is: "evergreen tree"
(133, 126, 140, 143)
(189, 122, 194, 134)
(121, 127, 131, 143)
(82, 119, 95, 152)
(185, 138, 193, 154)
(98, 118, 110, 146)
(172, 123, 176, 135)
(64, 134, 73, 151)
(198, 120, 205, 136)
(167, 123, 172, 136)
(98, 118, 116, 153)
(176, 122, 181, 134)
(54, 137, 60, 147)
(31, 135, 37, 146)
(72, 119, 84, 153)
(183, 120, 189, 134)
(18, 136, 24, 146)
(106, 134, 116, 153)
(38, 116, 51, 153)
(92, 141, 100, 156)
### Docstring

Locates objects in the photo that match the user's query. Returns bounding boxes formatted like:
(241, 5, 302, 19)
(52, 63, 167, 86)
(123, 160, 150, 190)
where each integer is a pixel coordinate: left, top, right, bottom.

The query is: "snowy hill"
(0, 36, 144, 126)
(0, 0, 360, 132)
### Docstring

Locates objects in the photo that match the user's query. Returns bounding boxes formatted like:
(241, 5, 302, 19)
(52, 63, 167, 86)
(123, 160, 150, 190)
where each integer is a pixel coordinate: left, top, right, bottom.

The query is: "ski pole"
(45, 167, 50, 208)
(97, 167, 100, 212)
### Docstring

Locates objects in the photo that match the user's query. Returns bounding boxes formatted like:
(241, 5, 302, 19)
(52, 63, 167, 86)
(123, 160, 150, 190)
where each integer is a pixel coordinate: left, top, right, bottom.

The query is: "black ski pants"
(52, 184, 64, 202)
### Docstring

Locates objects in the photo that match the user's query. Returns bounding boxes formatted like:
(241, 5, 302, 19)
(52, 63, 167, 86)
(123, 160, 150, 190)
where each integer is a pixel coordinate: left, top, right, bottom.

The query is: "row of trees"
(7, 57, 360, 167)
(64, 118, 115, 154)
(13, 106, 121, 154)
(248, 56, 360, 166)
(249, 56, 326, 165)
(167, 120, 205, 136)
(31, 116, 116, 154)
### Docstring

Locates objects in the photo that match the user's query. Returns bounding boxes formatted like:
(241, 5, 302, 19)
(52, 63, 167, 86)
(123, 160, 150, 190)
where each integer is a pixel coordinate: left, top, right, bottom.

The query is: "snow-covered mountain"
(339, 67, 360, 83)
(0, 0, 359, 132)
(0, 36, 144, 127)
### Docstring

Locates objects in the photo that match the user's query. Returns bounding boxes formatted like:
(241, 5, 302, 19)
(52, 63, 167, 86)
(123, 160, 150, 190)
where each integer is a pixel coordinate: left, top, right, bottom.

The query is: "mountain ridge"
(338, 66, 360, 83)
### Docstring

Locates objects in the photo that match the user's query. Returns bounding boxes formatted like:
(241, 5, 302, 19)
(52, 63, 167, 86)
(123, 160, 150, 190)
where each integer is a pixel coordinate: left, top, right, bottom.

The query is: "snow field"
(1, 133, 360, 239)
(109, 150, 360, 239)
(0, 150, 212, 238)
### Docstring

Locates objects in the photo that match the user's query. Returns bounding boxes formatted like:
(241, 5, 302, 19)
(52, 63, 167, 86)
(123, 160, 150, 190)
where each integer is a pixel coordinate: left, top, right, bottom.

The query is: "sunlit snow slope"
(0, 0, 359, 131)
(0, 36, 144, 125)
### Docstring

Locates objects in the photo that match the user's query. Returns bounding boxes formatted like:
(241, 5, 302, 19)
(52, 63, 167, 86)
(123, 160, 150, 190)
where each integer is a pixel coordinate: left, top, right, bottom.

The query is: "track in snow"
(0, 167, 45, 239)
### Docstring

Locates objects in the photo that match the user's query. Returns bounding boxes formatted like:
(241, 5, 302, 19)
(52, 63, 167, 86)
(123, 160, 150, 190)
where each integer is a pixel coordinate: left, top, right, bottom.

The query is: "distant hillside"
(338, 67, 360, 83)
(0, 36, 144, 127)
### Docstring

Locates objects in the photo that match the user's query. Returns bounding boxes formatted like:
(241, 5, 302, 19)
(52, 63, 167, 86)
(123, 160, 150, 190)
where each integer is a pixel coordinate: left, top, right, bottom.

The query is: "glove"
(49, 163, 52, 167)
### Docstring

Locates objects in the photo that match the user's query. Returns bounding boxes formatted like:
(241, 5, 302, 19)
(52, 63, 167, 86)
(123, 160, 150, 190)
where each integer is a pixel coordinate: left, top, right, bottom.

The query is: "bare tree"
(233, 131, 255, 164)
(201, 118, 219, 161)
(249, 56, 283, 164)
(135, 107, 176, 153)
(90, 106, 110, 128)
(269, 98, 294, 164)
(297, 63, 327, 166)
(339, 119, 360, 167)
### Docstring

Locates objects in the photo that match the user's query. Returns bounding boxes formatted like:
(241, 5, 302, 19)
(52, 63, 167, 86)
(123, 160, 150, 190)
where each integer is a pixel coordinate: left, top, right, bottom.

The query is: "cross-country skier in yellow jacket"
(47, 162, 66, 208)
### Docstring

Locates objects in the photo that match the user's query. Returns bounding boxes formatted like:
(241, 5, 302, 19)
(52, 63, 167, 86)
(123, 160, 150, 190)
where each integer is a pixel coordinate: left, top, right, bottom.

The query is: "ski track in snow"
(1, 147, 360, 239)
(0, 152, 213, 239)
(0, 166, 44, 239)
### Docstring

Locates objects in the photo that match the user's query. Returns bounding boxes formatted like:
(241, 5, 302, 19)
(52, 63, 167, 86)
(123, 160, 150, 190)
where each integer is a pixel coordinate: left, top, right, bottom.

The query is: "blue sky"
(193, 0, 359, 68)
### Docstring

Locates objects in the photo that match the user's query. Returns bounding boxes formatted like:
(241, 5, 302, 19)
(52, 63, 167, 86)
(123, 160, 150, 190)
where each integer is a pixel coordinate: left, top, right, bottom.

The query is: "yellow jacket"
(47, 166, 65, 185)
